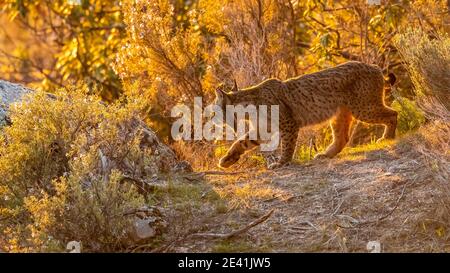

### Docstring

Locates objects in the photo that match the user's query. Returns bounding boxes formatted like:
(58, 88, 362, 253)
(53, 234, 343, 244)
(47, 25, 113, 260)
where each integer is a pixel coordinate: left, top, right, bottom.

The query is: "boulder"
(125, 206, 168, 243)
(0, 80, 33, 126)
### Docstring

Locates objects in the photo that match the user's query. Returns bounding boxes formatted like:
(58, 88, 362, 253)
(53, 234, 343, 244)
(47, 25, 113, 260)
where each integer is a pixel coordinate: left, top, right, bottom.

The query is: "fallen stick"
(120, 176, 157, 194)
(179, 171, 247, 183)
(191, 209, 275, 240)
(337, 182, 409, 229)
(359, 181, 408, 225)
(199, 170, 247, 176)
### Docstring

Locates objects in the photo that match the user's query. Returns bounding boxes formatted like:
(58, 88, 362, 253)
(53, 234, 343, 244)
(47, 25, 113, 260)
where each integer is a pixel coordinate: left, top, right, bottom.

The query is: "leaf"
(320, 33, 331, 48)
(436, 226, 445, 237)
(369, 15, 382, 27)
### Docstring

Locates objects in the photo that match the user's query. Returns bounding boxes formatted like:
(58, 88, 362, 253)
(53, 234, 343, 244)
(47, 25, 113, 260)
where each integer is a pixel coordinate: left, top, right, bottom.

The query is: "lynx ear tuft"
(232, 79, 239, 93)
(215, 86, 227, 98)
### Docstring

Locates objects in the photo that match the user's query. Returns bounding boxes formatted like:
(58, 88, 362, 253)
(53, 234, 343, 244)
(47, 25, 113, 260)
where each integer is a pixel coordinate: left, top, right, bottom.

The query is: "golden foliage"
(394, 29, 450, 114)
(0, 87, 160, 252)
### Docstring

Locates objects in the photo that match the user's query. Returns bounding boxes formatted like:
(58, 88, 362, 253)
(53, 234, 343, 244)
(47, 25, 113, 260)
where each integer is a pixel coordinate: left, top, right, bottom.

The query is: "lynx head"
(213, 80, 239, 128)
(213, 80, 238, 110)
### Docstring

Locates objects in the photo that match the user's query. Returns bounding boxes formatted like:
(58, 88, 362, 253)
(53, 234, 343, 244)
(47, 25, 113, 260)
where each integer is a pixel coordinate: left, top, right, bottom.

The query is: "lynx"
(214, 61, 397, 169)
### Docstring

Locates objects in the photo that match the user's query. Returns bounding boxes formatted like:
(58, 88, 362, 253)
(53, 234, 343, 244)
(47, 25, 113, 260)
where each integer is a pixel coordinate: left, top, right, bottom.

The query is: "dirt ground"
(151, 137, 449, 253)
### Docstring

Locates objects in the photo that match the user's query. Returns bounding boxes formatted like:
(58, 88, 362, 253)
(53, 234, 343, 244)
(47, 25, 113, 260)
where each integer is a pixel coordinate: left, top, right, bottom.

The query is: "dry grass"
(165, 127, 447, 252)
(394, 29, 450, 115)
(207, 170, 288, 210)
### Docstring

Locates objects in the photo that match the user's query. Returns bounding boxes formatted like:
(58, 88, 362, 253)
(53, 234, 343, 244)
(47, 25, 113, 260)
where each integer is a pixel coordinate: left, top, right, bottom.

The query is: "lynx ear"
(215, 85, 227, 98)
(232, 79, 239, 93)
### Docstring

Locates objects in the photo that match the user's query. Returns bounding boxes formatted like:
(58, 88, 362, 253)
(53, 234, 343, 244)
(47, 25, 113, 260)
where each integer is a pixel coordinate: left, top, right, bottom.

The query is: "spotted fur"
(215, 61, 397, 169)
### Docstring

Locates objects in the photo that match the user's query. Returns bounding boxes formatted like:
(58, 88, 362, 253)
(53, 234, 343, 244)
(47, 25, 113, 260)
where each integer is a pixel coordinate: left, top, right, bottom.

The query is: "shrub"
(395, 29, 450, 244)
(394, 28, 449, 184)
(391, 97, 426, 135)
(23, 171, 145, 252)
(394, 29, 450, 117)
(0, 86, 173, 252)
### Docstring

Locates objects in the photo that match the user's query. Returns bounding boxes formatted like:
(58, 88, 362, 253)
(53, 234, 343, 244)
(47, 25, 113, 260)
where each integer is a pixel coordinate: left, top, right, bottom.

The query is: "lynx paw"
(218, 154, 240, 169)
(267, 162, 288, 170)
(314, 153, 329, 160)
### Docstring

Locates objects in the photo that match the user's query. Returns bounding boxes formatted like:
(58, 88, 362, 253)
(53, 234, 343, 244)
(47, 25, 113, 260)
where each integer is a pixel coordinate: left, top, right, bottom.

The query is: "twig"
(119, 176, 158, 194)
(359, 182, 408, 225)
(263, 194, 282, 202)
(132, 226, 207, 253)
(291, 221, 319, 231)
(309, 136, 318, 160)
(179, 171, 247, 183)
(331, 198, 346, 216)
(337, 182, 409, 228)
(191, 209, 275, 240)
(197, 170, 247, 176)
(134, 234, 186, 253)
(284, 194, 302, 202)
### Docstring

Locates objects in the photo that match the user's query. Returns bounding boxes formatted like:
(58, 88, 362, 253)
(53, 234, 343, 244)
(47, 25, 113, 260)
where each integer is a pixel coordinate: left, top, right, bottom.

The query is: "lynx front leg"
(268, 119, 298, 169)
(315, 107, 353, 159)
(219, 133, 260, 168)
(378, 108, 398, 141)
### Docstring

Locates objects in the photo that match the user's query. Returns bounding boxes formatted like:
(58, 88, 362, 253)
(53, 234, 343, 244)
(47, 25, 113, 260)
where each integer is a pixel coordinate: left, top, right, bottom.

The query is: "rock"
(173, 160, 194, 172)
(133, 218, 156, 239)
(126, 206, 168, 242)
(0, 80, 33, 126)
(66, 241, 82, 253)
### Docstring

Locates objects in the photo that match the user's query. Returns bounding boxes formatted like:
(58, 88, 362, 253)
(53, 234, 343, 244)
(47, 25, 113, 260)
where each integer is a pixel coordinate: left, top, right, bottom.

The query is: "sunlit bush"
(391, 97, 425, 135)
(0, 87, 170, 252)
(394, 28, 449, 171)
(394, 29, 450, 117)
(395, 29, 450, 240)
(23, 171, 145, 252)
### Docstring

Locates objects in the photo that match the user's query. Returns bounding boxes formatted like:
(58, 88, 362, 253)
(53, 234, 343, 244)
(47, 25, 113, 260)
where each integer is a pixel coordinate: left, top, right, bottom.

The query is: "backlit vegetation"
(0, 0, 449, 252)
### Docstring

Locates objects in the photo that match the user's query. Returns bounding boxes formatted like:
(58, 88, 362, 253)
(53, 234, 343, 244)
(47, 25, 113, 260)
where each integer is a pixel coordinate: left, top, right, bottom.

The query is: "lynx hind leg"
(315, 107, 353, 159)
(379, 108, 398, 140)
(219, 134, 260, 168)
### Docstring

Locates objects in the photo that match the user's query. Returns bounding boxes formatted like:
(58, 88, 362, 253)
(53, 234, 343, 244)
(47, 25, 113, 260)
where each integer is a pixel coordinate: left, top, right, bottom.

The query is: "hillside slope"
(165, 134, 449, 253)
